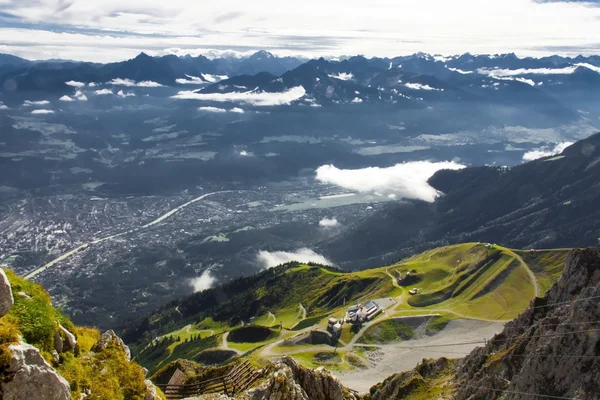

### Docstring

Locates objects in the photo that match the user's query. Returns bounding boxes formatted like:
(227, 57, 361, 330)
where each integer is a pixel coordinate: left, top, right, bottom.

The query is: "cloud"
(405, 83, 444, 91)
(198, 106, 227, 113)
(319, 217, 339, 228)
(447, 67, 473, 74)
(202, 74, 228, 83)
(117, 90, 136, 97)
(315, 161, 466, 202)
(108, 78, 164, 87)
(172, 86, 306, 106)
(477, 63, 600, 77)
(351, 97, 363, 103)
(189, 270, 216, 293)
(230, 107, 245, 113)
(328, 72, 354, 81)
(59, 95, 75, 102)
(23, 100, 50, 106)
(88, 82, 97, 87)
(176, 75, 205, 85)
(0, 103, 9, 110)
(95, 88, 113, 95)
(239, 150, 253, 156)
(257, 248, 333, 269)
(31, 109, 55, 114)
(65, 80, 85, 87)
(523, 142, 573, 161)
(74, 90, 88, 101)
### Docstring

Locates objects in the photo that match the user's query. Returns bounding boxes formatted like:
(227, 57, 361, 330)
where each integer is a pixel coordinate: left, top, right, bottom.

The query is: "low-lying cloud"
(477, 63, 600, 77)
(108, 78, 164, 87)
(257, 248, 333, 269)
(189, 270, 216, 293)
(405, 82, 443, 91)
(172, 86, 306, 106)
(319, 217, 339, 228)
(176, 75, 204, 85)
(23, 100, 50, 106)
(202, 74, 228, 83)
(31, 109, 55, 114)
(523, 142, 573, 161)
(0, 102, 8, 110)
(328, 72, 353, 81)
(65, 80, 85, 88)
(95, 89, 113, 95)
(315, 161, 466, 202)
(60, 95, 75, 102)
(117, 90, 136, 98)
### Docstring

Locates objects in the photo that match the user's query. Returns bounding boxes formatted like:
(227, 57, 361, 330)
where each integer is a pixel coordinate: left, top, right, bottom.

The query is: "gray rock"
(59, 324, 77, 352)
(17, 291, 32, 300)
(51, 350, 60, 364)
(0, 268, 14, 317)
(2, 342, 71, 400)
(145, 379, 161, 400)
(92, 330, 131, 361)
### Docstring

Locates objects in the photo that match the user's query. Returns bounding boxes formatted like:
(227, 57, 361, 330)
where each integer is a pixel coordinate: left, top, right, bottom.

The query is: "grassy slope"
(0, 269, 162, 400)
(132, 244, 572, 373)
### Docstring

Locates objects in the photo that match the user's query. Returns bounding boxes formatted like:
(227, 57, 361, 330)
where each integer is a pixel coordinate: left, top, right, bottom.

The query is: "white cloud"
(328, 72, 354, 81)
(351, 97, 363, 103)
(108, 78, 163, 87)
(65, 80, 85, 88)
(1, 1, 600, 63)
(23, 100, 50, 106)
(189, 270, 216, 293)
(315, 161, 466, 202)
(31, 109, 55, 114)
(230, 107, 245, 113)
(88, 82, 97, 87)
(74, 90, 88, 101)
(447, 67, 473, 74)
(176, 75, 205, 85)
(257, 248, 333, 269)
(523, 142, 573, 161)
(319, 218, 339, 228)
(202, 74, 228, 83)
(405, 83, 443, 91)
(477, 63, 600, 77)
(198, 106, 227, 113)
(173, 86, 306, 106)
(239, 150, 254, 156)
(95, 89, 113, 95)
(117, 90, 136, 98)
(0, 103, 9, 110)
(60, 95, 75, 102)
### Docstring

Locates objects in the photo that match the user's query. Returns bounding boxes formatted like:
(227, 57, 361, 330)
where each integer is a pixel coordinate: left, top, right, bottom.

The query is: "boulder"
(59, 324, 77, 352)
(54, 330, 63, 353)
(92, 330, 131, 361)
(0, 268, 14, 317)
(1, 342, 70, 400)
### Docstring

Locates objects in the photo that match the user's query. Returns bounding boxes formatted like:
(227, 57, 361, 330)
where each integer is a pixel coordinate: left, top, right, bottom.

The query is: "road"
(24, 191, 230, 280)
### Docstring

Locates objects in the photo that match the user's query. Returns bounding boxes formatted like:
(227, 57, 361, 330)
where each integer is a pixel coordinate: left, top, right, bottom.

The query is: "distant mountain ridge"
(319, 132, 600, 268)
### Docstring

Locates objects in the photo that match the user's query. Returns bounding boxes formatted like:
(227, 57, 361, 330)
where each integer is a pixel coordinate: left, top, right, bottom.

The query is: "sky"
(0, 0, 599, 62)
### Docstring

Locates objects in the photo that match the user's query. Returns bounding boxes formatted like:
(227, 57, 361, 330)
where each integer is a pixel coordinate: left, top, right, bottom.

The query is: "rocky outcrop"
(59, 324, 77, 352)
(239, 356, 358, 400)
(0, 268, 14, 317)
(145, 379, 161, 400)
(1, 342, 71, 400)
(92, 329, 131, 361)
(455, 248, 600, 400)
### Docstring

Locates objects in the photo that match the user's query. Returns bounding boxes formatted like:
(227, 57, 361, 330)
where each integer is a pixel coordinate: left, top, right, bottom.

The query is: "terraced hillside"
(125, 243, 571, 378)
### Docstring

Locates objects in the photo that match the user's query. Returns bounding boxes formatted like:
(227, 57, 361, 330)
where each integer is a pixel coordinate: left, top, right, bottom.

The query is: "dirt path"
(297, 303, 307, 320)
(500, 247, 540, 297)
(335, 319, 504, 394)
(385, 268, 400, 288)
(220, 332, 243, 355)
(266, 311, 276, 326)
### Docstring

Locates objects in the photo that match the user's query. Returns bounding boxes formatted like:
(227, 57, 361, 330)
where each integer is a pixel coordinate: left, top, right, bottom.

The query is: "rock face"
(92, 329, 131, 361)
(240, 356, 358, 400)
(455, 248, 600, 400)
(0, 268, 14, 317)
(59, 324, 77, 352)
(1, 342, 71, 400)
(145, 379, 161, 400)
